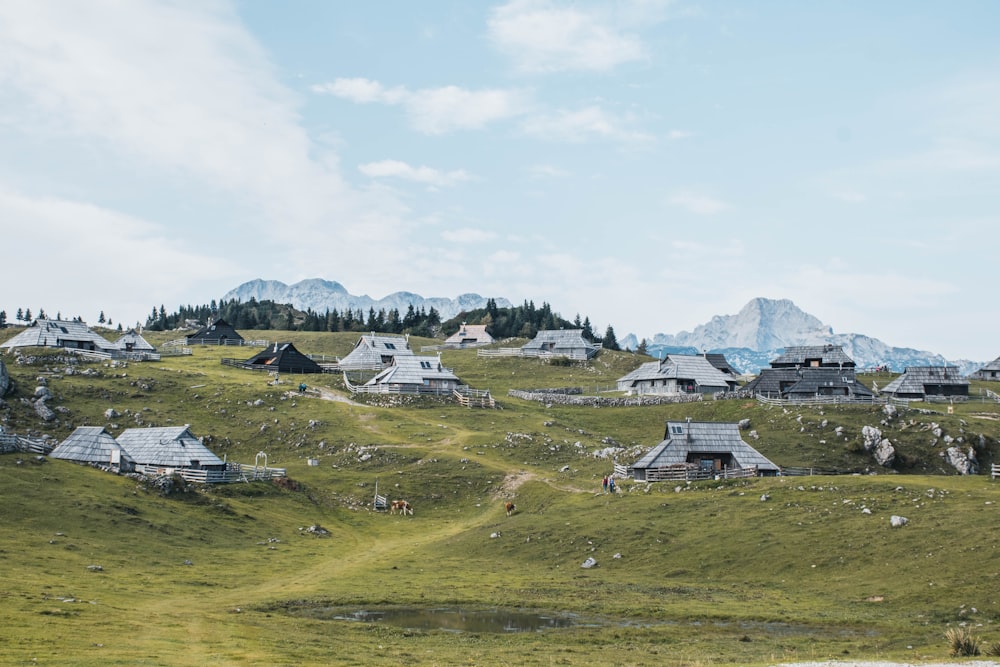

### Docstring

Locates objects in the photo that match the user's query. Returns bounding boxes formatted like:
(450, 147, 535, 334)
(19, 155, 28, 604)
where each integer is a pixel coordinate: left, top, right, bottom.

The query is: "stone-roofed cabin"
(970, 357, 1000, 382)
(362, 354, 460, 394)
(443, 323, 495, 348)
(629, 420, 780, 481)
(51, 426, 135, 471)
(1, 319, 114, 352)
(743, 367, 873, 400)
(770, 345, 856, 369)
(616, 354, 740, 395)
(881, 366, 969, 400)
(116, 426, 225, 472)
(338, 333, 413, 371)
(114, 329, 156, 353)
(186, 319, 244, 346)
(521, 329, 600, 360)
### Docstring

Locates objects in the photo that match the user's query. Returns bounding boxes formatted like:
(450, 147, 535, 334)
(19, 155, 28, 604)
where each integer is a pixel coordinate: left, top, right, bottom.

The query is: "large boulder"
(0, 358, 10, 397)
(861, 425, 882, 452)
(874, 439, 896, 467)
(945, 446, 978, 475)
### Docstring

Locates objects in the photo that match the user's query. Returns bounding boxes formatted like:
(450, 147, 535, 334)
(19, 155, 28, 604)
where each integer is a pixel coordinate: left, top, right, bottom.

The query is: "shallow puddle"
(312, 607, 579, 633)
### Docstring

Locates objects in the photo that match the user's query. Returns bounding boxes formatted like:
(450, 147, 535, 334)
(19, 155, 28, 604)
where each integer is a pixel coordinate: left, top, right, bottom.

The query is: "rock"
(890, 515, 908, 528)
(581, 557, 597, 569)
(945, 446, 978, 475)
(874, 439, 896, 467)
(87, 564, 104, 572)
(760, 494, 770, 502)
(862, 508, 872, 514)
(490, 531, 501, 539)
(835, 426, 844, 436)
(105, 408, 120, 419)
(861, 425, 881, 452)
(34, 386, 52, 400)
(34, 399, 56, 422)
(559, 465, 570, 472)
(613, 553, 622, 559)
(305, 524, 329, 536)
(0, 360, 12, 397)
(738, 418, 751, 430)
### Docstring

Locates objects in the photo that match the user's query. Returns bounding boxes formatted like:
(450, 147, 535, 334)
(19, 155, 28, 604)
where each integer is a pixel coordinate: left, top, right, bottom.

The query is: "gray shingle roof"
(1, 319, 115, 351)
(114, 329, 156, 351)
(770, 345, 855, 368)
(881, 366, 969, 397)
(632, 421, 779, 473)
(521, 329, 600, 357)
(116, 426, 224, 468)
(783, 368, 874, 398)
(338, 333, 414, 369)
(444, 324, 494, 345)
(364, 355, 459, 387)
(617, 355, 738, 390)
(51, 426, 134, 466)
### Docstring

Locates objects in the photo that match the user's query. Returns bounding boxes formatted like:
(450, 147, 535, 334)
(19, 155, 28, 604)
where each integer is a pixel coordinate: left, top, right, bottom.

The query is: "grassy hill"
(2, 329, 1000, 665)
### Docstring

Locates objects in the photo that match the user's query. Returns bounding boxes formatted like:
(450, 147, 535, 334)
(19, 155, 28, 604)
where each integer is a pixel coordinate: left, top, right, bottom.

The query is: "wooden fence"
(0, 433, 54, 455)
(453, 387, 496, 408)
(134, 461, 286, 484)
(754, 393, 909, 408)
(640, 465, 759, 482)
(476, 348, 595, 360)
(992, 463, 1000, 480)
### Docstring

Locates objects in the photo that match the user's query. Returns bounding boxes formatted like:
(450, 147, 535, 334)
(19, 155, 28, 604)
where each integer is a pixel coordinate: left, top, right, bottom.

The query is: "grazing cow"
(390, 500, 413, 516)
(504, 501, 516, 517)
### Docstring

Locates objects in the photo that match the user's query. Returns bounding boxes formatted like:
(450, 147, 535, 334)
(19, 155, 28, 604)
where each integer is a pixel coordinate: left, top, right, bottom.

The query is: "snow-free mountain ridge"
(223, 279, 512, 323)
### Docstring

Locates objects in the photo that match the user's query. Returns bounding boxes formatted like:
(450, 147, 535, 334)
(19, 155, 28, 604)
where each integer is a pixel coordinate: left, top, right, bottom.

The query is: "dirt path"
(288, 386, 366, 407)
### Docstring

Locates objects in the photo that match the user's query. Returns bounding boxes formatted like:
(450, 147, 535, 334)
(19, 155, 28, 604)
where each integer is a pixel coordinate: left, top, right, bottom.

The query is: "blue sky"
(1, 1, 998, 360)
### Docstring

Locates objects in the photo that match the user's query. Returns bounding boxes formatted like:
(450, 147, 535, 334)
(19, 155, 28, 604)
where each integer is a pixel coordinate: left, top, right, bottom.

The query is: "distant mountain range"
(223, 278, 512, 323)
(223, 281, 983, 376)
(619, 298, 983, 375)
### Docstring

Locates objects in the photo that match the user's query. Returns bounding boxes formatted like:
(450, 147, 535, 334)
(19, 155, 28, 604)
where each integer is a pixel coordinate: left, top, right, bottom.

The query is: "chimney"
(686, 416, 692, 442)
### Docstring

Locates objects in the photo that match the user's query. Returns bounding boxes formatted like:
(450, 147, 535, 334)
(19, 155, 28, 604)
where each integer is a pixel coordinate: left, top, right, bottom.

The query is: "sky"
(1, 1, 998, 361)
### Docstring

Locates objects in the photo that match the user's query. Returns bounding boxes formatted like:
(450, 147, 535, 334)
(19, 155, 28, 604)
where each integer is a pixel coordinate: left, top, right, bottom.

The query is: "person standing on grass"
(602, 475, 608, 493)
(609, 477, 616, 494)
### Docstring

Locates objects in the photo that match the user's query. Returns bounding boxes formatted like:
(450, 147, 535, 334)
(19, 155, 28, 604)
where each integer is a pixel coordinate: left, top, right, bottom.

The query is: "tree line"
(142, 297, 621, 350)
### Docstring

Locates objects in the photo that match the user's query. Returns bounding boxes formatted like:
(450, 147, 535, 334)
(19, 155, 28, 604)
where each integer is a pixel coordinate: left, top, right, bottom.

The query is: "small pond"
(307, 607, 580, 633)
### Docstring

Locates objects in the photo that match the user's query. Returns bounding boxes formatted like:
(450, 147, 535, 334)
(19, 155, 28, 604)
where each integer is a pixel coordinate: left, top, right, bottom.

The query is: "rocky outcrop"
(0, 358, 11, 397)
(944, 446, 978, 475)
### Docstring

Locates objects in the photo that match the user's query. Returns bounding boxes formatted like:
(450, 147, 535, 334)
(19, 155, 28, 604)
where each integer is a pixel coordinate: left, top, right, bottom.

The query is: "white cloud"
(313, 78, 531, 135)
(521, 106, 653, 143)
(0, 186, 240, 323)
(668, 191, 729, 215)
(359, 159, 472, 187)
(667, 129, 693, 140)
(527, 163, 570, 178)
(441, 228, 499, 244)
(488, 0, 649, 73)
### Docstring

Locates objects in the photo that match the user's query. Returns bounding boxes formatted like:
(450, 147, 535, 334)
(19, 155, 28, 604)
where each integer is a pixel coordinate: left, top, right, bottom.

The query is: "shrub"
(945, 626, 981, 656)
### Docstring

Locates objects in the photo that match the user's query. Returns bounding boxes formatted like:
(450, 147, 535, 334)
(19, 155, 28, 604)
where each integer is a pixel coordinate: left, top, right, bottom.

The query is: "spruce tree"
(602, 325, 620, 351)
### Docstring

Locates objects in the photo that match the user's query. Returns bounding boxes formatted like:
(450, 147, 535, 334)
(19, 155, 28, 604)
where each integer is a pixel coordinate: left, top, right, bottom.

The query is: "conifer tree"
(602, 325, 620, 351)
(24, 308, 32, 322)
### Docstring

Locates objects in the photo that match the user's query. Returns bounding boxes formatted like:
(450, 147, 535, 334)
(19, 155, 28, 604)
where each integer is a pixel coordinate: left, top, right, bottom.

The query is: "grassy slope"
(2, 329, 1000, 665)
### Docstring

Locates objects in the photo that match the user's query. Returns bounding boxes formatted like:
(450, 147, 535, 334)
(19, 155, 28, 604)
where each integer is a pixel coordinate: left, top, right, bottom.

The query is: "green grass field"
(2, 329, 1000, 665)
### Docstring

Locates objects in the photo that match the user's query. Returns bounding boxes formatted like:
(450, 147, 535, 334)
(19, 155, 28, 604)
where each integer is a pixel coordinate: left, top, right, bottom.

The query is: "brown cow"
(390, 500, 413, 516)
(504, 501, 516, 517)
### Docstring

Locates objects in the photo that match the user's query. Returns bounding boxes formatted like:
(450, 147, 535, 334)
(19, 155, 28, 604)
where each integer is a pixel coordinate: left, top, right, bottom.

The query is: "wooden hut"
(338, 333, 413, 371)
(616, 354, 739, 395)
(443, 323, 495, 348)
(362, 354, 460, 394)
(186, 319, 244, 346)
(744, 367, 873, 400)
(239, 342, 323, 374)
(880, 366, 969, 400)
(1, 319, 114, 352)
(116, 426, 225, 472)
(114, 329, 156, 353)
(51, 426, 134, 470)
(629, 420, 779, 481)
(769, 345, 856, 369)
(970, 357, 1000, 381)
(521, 329, 599, 359)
